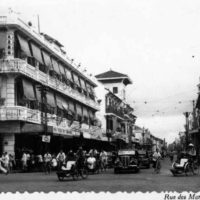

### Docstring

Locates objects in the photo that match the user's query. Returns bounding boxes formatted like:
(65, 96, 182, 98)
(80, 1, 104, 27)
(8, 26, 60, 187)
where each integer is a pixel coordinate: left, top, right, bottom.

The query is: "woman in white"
(21, 152, 27, 171)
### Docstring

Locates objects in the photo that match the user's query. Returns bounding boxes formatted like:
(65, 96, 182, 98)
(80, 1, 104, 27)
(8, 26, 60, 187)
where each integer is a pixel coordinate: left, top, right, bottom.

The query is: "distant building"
(95, 70, 136, 149)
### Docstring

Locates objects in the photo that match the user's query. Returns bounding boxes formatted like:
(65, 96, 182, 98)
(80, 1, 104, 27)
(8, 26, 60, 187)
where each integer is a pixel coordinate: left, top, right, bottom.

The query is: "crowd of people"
(0, 148, 110, 175)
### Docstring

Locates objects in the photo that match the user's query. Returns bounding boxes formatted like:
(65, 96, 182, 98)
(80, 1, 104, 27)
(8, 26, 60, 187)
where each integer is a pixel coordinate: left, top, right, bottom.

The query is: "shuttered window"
(42, 51, 52, 70)
(83, 107, 88, 118)
(73, 73, 81, 86)
(76, 104, 82, 116)
(22, 79, 35, 100)
(46, 92, 56, 107)
(51, 58, 60, 75)
(64, 68, 72, 81)
(17, 34, 32, 57)
(30, 43, 44, 64)
(80, 79, 86, 90)
(68, 101, 75, 113)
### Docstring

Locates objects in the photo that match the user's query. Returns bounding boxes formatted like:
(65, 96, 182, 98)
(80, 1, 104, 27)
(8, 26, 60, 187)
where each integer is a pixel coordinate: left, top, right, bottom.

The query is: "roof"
(96, 70, 128, 79)
(95, 70, 132, 85)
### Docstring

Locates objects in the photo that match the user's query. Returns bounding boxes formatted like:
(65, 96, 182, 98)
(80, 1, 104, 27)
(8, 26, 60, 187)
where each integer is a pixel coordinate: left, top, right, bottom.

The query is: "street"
(0, 158, 199, 193)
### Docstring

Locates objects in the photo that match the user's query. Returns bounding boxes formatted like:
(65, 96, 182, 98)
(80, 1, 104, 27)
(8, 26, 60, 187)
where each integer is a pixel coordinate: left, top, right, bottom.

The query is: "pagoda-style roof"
(95, 70, 132, 85)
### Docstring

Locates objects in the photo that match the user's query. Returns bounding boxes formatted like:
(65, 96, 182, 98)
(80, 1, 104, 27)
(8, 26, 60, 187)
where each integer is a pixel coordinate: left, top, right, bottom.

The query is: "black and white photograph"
(0, 0, 200, 199)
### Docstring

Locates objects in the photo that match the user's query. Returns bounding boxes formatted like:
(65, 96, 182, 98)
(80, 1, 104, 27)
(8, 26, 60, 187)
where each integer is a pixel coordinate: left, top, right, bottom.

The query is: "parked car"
(137, 150, 150, 169)
(114, 149, 140, 174)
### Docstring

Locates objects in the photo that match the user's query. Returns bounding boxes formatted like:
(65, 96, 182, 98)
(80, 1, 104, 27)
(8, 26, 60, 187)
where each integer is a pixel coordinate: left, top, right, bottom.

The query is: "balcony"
(0, 106, 101, 137)
(0, 14, 97, 85)
(0, 59, 99, 110)
(106, 105, 124, 119)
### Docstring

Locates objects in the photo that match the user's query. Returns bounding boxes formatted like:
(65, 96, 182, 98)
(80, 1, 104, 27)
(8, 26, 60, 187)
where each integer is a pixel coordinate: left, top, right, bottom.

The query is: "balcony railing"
(106, 106, 124, 119)
(0, 59, 99, 110)
(0, 106, 101, 137)
(0, 14, 97, 85)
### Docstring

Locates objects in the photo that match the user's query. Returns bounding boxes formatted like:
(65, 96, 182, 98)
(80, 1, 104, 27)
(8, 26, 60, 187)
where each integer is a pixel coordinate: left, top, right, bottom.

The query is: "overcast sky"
(1, 0, 200, 143)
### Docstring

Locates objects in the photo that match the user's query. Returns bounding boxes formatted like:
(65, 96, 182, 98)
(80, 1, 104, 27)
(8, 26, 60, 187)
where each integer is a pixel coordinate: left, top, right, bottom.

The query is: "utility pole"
(183, 112, 189, 150)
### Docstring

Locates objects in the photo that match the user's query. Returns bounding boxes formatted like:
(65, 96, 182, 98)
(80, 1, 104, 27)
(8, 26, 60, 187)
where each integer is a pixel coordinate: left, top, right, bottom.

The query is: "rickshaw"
(170, 151, 199, 176)
(56, 160, 88, 181)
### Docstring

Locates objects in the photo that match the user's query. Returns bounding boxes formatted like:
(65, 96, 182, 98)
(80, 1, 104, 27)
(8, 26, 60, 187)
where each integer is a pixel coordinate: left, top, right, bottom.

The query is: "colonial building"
(95, 70, 136, 149)
(0, 12, 100, 158)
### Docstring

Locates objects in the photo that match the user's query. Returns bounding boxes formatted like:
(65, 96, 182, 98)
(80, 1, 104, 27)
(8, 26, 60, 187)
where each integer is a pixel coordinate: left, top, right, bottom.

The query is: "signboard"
(118, 150, 136, 156)
(53, 126, 72, 136)
(42, 135, 51, 143)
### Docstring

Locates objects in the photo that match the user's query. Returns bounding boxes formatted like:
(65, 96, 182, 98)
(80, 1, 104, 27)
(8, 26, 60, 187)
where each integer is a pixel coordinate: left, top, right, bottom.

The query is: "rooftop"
(95, 70, 132, 85)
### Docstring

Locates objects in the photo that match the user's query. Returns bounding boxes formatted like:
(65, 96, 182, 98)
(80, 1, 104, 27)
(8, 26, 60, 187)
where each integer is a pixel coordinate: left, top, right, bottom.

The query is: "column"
(2, 133, 15, 155)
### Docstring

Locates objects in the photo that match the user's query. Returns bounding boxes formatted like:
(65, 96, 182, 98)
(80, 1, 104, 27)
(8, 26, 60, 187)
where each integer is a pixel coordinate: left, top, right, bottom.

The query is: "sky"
(1, 0, 200, 143)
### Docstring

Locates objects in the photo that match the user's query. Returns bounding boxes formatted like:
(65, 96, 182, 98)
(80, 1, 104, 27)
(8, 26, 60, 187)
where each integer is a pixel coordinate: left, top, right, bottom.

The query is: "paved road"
(0, 158, 199, 193)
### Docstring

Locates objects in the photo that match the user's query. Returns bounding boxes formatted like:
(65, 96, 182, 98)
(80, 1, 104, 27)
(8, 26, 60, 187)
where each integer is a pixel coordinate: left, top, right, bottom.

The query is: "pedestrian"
(21, 152, 27, 171)
(152, 148, 161, 173)
(44, 151, 52, 174)
(169, 150, 174, 163)
(100, 150, 108, 171)
(2, 152, 9, 171)
(51, 154, 57, 170)
(0, 155, 8, 175)
(56, 150, 66, 170)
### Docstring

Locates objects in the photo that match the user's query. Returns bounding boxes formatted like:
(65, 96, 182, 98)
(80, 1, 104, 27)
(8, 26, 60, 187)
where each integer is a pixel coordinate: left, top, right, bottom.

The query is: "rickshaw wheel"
(58, 176, 64, 181)
(72, 170, 79, 181)
(81, 169, 88, 179)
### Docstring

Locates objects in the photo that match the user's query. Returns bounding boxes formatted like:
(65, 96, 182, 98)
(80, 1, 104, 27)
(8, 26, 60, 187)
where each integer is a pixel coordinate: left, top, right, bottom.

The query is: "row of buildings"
(0, 12, 164, 159)
(182, 81, 200, 154)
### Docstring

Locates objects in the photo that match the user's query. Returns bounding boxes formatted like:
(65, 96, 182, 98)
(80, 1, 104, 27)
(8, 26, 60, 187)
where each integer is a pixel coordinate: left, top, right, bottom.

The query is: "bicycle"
(154, 157, 161, 174)
(184, 159, 199, 176)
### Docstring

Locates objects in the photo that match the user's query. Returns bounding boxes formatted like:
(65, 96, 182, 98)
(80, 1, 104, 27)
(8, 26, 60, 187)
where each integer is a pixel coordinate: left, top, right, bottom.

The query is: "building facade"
(0, 13, 101, 158)
(95, 70, 136, 149)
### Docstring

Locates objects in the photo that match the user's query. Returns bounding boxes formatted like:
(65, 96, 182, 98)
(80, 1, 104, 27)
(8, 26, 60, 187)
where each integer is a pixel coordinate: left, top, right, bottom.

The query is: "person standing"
(44, 151, 52, 174)
(21, 152, 27, 171)
(152, 148, 161, 173)
(0, 155, 8, 175)
(56, 150, 66, 170)
(2, 152, 9, 172)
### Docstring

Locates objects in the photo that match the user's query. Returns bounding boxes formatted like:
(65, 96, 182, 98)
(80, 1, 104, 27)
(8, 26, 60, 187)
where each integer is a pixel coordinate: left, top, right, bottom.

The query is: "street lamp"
(142, 127, 145, 150)
(183, 112, 190, 150)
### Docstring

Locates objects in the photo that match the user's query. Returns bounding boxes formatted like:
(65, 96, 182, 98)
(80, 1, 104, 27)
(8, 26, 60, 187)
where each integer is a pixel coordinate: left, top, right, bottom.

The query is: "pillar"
(2, 133, 15, 155)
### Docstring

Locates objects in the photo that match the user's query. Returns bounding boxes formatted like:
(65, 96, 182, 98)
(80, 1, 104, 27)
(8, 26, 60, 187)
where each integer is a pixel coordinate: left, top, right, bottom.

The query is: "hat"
(188, 143, 194, 147)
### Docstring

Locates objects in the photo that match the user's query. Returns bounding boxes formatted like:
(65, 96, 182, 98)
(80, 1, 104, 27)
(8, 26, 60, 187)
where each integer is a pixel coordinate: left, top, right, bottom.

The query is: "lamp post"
(183, 112, 190, 150)
(142, 127, 145, 150)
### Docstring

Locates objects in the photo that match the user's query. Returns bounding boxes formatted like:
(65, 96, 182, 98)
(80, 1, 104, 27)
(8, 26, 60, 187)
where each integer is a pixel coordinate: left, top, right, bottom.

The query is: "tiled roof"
(95, 70, 128, 79)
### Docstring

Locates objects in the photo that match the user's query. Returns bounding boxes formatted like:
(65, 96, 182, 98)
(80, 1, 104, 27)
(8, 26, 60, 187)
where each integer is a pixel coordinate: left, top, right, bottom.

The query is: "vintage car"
(137, 150, 151, 168)
(114, 149, 140, 174)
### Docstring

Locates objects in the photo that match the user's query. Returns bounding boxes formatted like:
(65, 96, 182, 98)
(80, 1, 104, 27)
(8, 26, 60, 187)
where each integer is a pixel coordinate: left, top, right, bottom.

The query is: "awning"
(86, 83, 93, 94)
(65, 68, 73, 81)
(80, 79, 86, 90)
(73, 73, 81, 86)
(83, 107, 88, 118)
(17, 34, 32, 57)
(59, 63, 66, 76)
(51, 58, 60, 75)
(22, 79, 36, 100)
(35, 86, 42, 103)
(76, 104, 82, 116)
(0, 32, 7, 50)
(46, 92, 56, 107)
(62, 98, 68, 110)
(68, 101, 75, 113)
(42, 50, 52, 69)
(89, 110, 95, 119)
(56, 95, 63, 109)
(30, 42, 44, 64)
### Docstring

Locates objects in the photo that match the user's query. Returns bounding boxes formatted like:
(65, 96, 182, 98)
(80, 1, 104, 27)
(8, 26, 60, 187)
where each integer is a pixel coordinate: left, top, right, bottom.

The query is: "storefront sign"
(42, 135, 51, 143)
(53, 126, 72, 136)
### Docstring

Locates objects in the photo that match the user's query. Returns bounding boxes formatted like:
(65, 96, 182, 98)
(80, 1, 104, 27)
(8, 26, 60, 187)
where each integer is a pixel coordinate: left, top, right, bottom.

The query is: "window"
(113, 87, 118, 94)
